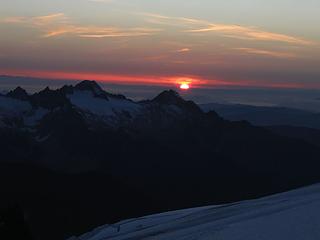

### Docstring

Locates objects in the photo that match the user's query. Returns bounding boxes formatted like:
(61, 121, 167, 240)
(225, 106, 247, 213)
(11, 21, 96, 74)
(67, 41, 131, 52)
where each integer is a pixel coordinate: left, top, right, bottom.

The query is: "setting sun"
(180, 83, 190, 90)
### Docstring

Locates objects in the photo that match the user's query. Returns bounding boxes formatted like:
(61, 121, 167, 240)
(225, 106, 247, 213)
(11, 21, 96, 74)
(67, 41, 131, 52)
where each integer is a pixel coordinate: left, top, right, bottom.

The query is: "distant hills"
(1, 81, 320, 239)
(201, 102, 320, 129)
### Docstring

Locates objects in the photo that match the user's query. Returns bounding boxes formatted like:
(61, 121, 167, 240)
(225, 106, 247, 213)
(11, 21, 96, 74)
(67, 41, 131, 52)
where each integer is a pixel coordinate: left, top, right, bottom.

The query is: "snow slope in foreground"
(69, 184, 320, 240)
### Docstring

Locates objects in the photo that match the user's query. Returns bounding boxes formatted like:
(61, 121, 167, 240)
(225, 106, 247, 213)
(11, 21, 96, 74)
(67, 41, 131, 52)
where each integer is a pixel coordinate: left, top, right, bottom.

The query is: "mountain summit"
(6, 86, 29, 101)
(74, 80, 104, 94)
(153, 90, 202, 114)
(152, 90, 183, 105)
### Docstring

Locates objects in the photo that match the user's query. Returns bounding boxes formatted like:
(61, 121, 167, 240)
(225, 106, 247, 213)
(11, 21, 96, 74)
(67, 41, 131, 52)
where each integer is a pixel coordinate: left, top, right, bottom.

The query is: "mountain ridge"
(201, 102, 320, 129)
(2, 81, 320, 240)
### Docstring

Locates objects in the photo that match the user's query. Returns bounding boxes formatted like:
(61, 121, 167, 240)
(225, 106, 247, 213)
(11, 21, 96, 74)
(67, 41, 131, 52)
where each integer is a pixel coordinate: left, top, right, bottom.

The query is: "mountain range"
(201, 102, 320, 129)
(1, 80, 320, 239)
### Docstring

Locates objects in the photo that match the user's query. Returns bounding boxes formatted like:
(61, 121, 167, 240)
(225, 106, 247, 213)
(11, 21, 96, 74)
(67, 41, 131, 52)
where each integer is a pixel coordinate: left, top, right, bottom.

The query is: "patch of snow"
(23, 108, 49, 127)
(0, 118, 5, 128)
(0, 96, 31, 116)
(92, 86, 104, 96)
(71, 184, 320, 240)
(67, 91, 140, 117)
(35, 134, 51, 142)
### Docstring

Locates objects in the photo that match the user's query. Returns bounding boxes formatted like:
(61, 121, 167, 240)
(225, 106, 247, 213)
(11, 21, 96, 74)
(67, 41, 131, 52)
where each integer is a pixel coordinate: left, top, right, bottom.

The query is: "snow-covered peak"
(0, 81, 203, 129)
(69, 184, 320, 240)
(67, 90, 140, 117)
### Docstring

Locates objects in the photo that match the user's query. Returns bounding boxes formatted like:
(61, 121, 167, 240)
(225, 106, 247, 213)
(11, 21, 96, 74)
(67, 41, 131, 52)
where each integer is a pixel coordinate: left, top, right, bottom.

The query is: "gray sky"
(0, 0, 320, 89)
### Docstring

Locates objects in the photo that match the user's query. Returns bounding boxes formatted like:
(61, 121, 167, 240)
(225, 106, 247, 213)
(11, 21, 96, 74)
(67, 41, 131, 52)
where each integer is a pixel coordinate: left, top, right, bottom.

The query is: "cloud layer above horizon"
(0, 0, 320, 89)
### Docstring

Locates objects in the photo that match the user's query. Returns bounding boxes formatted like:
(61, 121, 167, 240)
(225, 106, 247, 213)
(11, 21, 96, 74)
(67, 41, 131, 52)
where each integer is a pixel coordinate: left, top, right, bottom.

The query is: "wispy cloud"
(175, 48, 191, 53)
(2, 16, 27, 23)
(88, 0, 114, 2)
(2, 13, 161, 38)
(142, 13, 314, 46)
(3, 12, 313, 45)
(44, 26, 160, 38)
(2, 13, 67, 25)
(234, 48, 297, 59)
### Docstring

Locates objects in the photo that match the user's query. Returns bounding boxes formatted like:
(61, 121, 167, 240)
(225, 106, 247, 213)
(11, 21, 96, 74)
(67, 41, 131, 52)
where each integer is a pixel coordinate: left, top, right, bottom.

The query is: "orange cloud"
(3, 68, 316, 89)
(2, 13, 161, 39)
(233, 48, 297, 59)
(33, 13, 67, 25)
(0, 69, 218, 88)
(175, 48, 191, 53)
(44, 26, 160, 38)
(2, 16, 26, 23)
(2, 13, 67, 26)
(143, 13, 315, 46)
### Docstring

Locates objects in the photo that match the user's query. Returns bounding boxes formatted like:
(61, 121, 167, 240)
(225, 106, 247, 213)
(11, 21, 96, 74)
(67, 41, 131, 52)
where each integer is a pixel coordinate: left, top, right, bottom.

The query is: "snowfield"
(0, 96, 31, 116)
(69, 184, 320, 240)
(67, 90, 141, 117)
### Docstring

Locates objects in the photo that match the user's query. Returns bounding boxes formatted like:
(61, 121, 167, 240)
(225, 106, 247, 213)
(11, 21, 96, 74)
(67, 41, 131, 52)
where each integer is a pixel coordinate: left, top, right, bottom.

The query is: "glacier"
(67, 90, 140, 117)
(70, 184, 320, 240)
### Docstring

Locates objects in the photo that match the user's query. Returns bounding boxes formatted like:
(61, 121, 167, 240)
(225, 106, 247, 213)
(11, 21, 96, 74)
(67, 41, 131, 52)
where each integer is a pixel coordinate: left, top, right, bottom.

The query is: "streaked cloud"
(234, 48, 297, 59)
(143, 13, 314, 46)
(2, 16, 27, 23)
(1, 13, 161, 38)
(45, 26, 160, 38)
(88, 0, 115, 2)
(2, 12, 314, 45)
(2, 13, 67, 25)
(175, 48, 191, 53)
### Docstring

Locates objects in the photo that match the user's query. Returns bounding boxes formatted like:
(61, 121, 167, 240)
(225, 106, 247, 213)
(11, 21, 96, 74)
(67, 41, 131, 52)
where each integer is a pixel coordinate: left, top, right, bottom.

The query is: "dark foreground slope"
(1, 81, 320, 239)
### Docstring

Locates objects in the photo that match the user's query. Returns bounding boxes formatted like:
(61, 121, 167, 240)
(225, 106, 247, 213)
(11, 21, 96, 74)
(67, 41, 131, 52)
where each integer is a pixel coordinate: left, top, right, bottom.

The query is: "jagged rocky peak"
(152, 89, 203, 114)
(35, 86, 59, 97)
(43, 86, 51, 91)
(73, 80, 112, 101)
(31, 86, 70, 109)
(74, 80, 128, 100)
(59, 85, 74, 95)
(152, 90, 183, 105)
(6, 86, 29, 101)
(74, 80, 104, 95)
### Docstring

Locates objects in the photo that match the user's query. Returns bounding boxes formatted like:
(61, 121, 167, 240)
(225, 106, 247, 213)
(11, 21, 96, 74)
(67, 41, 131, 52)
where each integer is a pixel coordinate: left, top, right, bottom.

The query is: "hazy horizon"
(1, 75, 320, 112)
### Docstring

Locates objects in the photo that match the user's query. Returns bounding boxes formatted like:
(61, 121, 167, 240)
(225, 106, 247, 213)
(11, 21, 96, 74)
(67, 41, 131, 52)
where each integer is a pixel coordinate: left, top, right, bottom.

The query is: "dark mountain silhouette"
(74, 80, 127, 100)
(152, 90, 202, 114)
(1, 81, 320, 239)
(201, 102, 320, 129)
(6, 87, 29, 101)
(267, 125, 320, 147)
(30, 87, 70, 109)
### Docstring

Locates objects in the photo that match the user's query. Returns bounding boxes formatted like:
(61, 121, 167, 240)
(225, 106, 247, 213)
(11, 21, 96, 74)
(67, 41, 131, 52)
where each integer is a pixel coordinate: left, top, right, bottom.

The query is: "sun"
(180, 83, 190, 90)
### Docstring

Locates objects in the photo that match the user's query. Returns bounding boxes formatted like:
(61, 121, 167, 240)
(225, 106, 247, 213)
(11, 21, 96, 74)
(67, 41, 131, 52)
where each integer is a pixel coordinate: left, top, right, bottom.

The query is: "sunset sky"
(1, 0, 320, 89)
